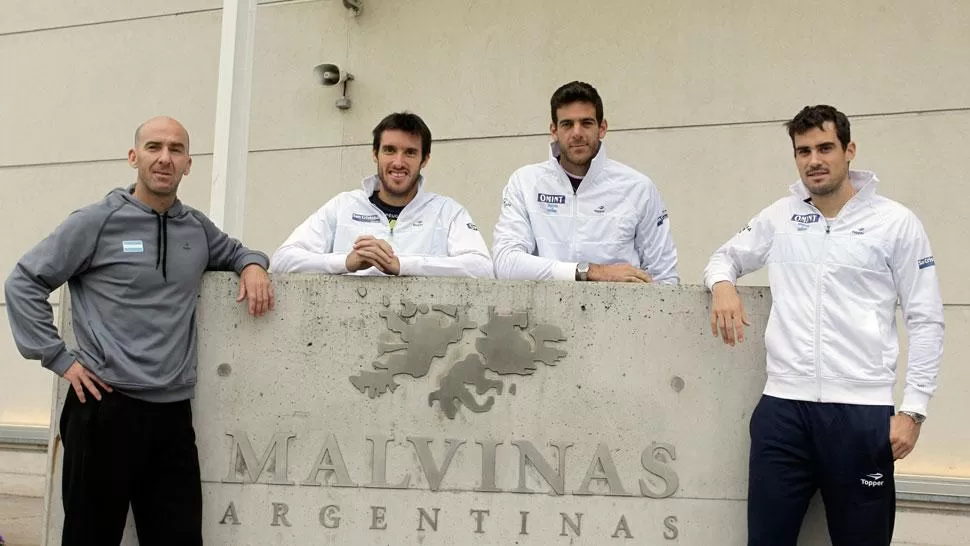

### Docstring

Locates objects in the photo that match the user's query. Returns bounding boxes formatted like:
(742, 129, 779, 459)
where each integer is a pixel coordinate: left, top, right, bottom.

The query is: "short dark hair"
(550, 81, 604, 124)
(786, 105, 851, 150)
(372, 112, 432, 160)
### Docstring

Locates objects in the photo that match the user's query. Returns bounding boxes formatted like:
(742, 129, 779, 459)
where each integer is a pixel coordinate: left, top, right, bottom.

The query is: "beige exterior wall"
(1, 0, 967, 489)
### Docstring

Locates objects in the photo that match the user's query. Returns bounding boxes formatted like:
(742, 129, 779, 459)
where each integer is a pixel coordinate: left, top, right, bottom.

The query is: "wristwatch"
(575, 262, 590, 281)
(899, 411, 926, 424)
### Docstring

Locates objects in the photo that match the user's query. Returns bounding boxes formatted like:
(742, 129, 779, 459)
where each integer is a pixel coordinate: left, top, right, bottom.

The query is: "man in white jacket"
(492, 81, 678, 283)
(705, 105, 944, 546)
(271, 112, 493, 278)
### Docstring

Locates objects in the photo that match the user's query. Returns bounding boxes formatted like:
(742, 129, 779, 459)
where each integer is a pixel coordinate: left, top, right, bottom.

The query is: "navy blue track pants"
(748, 395, 895, 546)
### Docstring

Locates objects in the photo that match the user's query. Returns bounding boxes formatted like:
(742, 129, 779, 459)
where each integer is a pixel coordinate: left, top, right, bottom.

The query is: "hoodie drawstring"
(154, 212, 168, 281)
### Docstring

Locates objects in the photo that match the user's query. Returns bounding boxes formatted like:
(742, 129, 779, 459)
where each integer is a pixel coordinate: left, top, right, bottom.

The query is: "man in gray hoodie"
(4, 116, 274, 545)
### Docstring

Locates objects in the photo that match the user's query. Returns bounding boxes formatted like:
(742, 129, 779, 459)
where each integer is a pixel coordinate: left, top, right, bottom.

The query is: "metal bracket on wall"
(342, 0, 362, 16)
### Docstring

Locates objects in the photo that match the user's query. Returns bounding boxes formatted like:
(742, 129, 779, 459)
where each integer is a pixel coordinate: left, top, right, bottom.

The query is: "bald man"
(4, 116, 274, 545)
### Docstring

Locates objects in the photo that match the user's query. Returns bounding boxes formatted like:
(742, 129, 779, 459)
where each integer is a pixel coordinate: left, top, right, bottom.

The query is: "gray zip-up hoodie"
(4, 186, 269, 403)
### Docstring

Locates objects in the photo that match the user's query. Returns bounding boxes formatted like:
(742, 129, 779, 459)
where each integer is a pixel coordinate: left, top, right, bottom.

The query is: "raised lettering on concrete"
(417, 507, 440, 531)
(664, 516, 679, 540)
(576, 443, 634, 496)
(320, 505, 340, 528)
(640, 443, 679, 499)
(364, 435, 410, 489)
(560, 512, 583, 537)
(470, 509, 490, 534)
(370, 506, 387, 530)
(223, 431, 297, 485)
(474, 439, 502, 492)
(612, 515, 633, 538)
(519, 511, 529, 535)
(301, 434, 356, 487)
(271, 502, 291, 527)
(512, 440, 573, 495)
(219, 501, 241, 525)
(408, 437, 464, 491)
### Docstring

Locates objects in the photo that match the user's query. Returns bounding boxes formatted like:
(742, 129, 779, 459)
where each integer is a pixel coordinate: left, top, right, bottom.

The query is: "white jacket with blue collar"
(271, 176, 494, 278)
(704, 170, 944, 416)
(492, 142, 679, 283)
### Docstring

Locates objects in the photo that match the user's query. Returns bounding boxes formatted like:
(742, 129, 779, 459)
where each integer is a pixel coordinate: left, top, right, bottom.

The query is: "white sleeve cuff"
(900, 389, 932, 418)
(551, 262, 578, 281)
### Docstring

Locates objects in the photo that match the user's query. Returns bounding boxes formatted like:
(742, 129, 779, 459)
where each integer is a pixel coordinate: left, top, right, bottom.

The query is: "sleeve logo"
(918, 256, 936, 269)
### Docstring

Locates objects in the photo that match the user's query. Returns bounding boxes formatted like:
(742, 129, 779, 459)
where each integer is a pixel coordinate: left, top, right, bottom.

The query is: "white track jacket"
(271, 176, 494, 278)
(492, 142, 679, 283)
(704, 171, 944, 416)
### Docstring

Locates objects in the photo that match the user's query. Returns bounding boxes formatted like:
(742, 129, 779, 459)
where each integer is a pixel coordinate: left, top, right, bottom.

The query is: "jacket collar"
(117, 184, 186, 216)
(359, 174, 430, 209)
(549, 140, 609, 184)
(789, 169, 879, 202)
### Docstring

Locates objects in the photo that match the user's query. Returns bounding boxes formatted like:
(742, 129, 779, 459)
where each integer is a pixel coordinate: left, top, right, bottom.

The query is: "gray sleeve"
(192, 211, 270, 274)
(4, 207, 105, 375)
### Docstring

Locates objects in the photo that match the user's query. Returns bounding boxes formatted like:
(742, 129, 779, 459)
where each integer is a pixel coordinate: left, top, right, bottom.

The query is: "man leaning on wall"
(704, 104, 945, 546)
(271, 112, 494, 278)
(492, 81, 679, 283)
(3, 116, 275, 545)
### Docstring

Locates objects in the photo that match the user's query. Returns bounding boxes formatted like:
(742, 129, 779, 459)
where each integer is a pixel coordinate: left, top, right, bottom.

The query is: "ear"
(549, 121, 557, 137)
(420, 154, 431, 170)
(127, 148, 138, 168)
(845, 141, 856, 162)
(183, 156, 192, 176)
(372, 149, 379, 164)
(598, 118, 608, 139)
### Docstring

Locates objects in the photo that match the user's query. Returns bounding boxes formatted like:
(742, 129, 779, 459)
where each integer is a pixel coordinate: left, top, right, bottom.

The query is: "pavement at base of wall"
(0, 494, 42, 546)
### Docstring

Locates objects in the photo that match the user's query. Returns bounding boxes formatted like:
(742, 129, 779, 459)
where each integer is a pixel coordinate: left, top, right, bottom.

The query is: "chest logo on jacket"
(348, 300, 568, 419)
(122, 240, 145, 253)
(537, 193, 567, 214)
(352, 212, 381, 223)
(790, 213, 821, 224)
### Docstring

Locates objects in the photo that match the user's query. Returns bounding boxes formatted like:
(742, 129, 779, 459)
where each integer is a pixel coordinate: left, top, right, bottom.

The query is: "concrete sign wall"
(45, 274, 840, 544)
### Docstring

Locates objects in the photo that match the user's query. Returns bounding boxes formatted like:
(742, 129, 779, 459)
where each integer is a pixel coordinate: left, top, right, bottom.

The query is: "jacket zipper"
(570, 185, 579, 257)
(815, 221, 829, 401)
(807, 203, 832, 402)
(370, 201, 394, 240)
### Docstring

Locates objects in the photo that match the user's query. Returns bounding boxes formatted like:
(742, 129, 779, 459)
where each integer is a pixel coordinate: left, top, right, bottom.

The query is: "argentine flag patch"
(122, 240, 145, 253)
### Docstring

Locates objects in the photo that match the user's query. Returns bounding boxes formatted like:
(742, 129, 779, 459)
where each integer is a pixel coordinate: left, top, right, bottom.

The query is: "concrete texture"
(0, 449, 46, 498)
(0, 494, 42, 546)
(46, 274, 812, 544)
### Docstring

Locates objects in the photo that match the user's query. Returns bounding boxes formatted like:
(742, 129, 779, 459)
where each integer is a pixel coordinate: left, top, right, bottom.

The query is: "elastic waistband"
(114, 382, 195, 403)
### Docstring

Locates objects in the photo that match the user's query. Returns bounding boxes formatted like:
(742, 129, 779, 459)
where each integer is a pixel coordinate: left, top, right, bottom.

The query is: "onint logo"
(348, 300, 568, 418)
(537, 193, 567, 205)
(790, 213, 821, 224)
